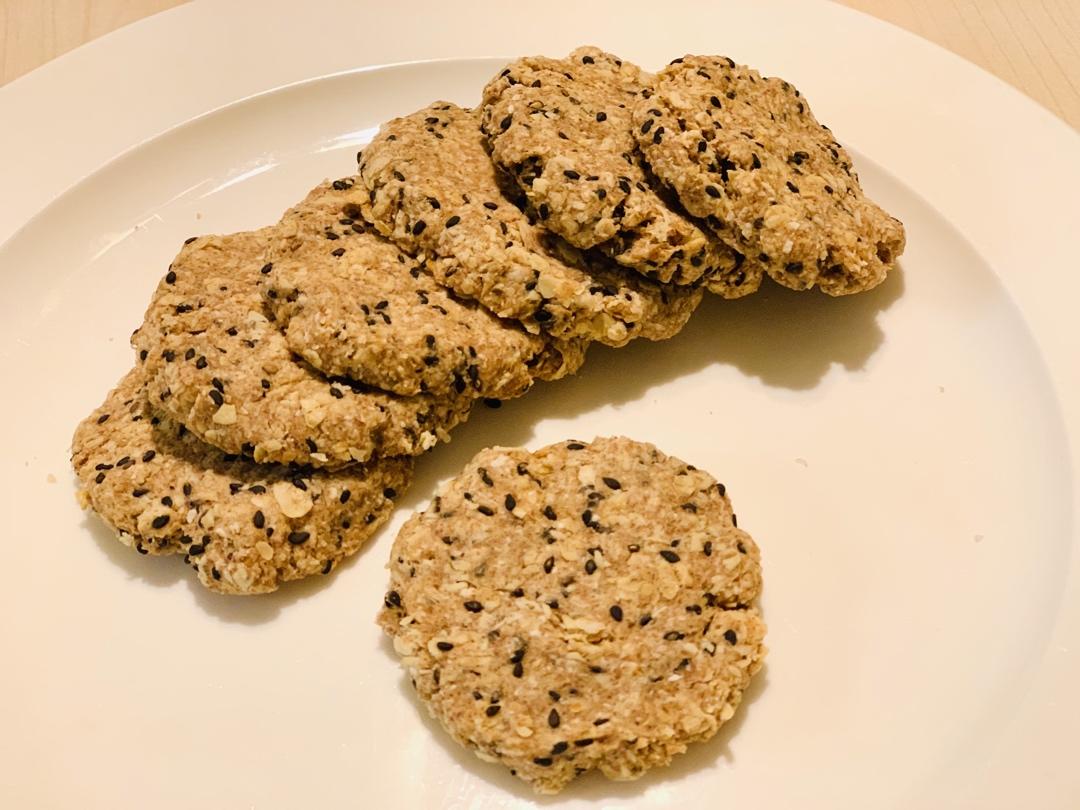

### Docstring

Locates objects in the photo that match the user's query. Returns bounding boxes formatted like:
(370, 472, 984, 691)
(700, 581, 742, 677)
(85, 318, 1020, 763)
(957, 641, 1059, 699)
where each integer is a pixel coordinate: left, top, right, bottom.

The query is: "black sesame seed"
(548, 708, 561, 728)
(504, 494, 516, 512)
(384, 487, 397, 499)
(253, 511, 265, 529)
(151, 515, 170, 529)
(548, 690, 561, 701)
(445, 215, 461, 228)
(208, 389, 224, 406)
(512, 662, 524, 678)
(786, 181, 800, 194)
(287, 531, 310, 545)
(463, 600, 483, 613)
(596, 111, 607, 122)
(339, 489, 351, 504)
(533, 757, 553, 767)
(724, 629, 738, 645)
(609, 605, 623, 622)
(412, 220, 427, 235)
(485, 705, 501, 717)
(142, 450, 156, 463)
(385, 590, 401, 608)
(550, 741, 568, 755)
(543, 556, 555, 574)
(581, 510, 592, 527)
(640, 119, 654, 134)
(436, 641, 454, 651)
(660, 549, 681, 563)
(639, 614, 652, 626)
(165, 270, 177, 284)
(703, 541, 713, 556)
(574, 738, 594, 747)
(538, 203, 550, 220)
(785, 262, 804, 273)
(705, 185, 721, 198)
(563, 170, 580, 180)
(543, 506, 557, 521)
(602, 477, 621, 490)
(584, 559, 597, 575)
(94, 472, 106, 484)
(500, 115, 512, 131)
(195, 356, 208, 370)
(477, 505, 494, 516)
(131, 488, 148, 497)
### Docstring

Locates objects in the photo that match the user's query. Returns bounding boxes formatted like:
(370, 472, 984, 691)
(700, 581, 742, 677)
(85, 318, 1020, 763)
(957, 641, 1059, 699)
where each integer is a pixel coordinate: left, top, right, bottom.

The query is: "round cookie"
(357, 102, 702, 346)
(379, 436, 766, 794)
(133, 227, 473, 469)
(72, 368, 412, 595)
(480, 46, 761, 297)
(262, 180, 587, 398)
(633, 55, 906, 295)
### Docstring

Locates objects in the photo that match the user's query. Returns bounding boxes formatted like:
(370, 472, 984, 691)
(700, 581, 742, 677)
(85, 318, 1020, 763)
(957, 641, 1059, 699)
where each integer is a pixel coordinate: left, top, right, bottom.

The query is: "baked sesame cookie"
(262, 180, 586, 399)
(72, 368, 412, 595)
(357, 102, 701, 346)
(133, 228, 472, 469)
(633, 55, 906, 295)
(480, 46, 761, 298)
(380, 436, 766, 793)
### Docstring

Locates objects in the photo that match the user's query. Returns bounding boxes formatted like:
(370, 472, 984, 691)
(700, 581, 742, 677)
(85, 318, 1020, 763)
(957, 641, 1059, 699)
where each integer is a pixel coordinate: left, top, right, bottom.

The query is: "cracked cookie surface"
(480, 46, 761, 298)
(72, 368, 412, 594)
(133, 228, 472, 469)
(358, 102, 701, 345)
(380, 436, 766, 793)
(263, 180, 586, 399)
(634, 55, 905, 295)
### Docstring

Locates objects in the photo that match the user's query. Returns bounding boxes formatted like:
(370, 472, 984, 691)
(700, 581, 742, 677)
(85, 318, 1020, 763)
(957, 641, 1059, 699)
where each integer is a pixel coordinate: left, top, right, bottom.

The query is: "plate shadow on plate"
(400, 265, 905, 514)
(379, 632, 771, 801)
(83, 495, 396, 625)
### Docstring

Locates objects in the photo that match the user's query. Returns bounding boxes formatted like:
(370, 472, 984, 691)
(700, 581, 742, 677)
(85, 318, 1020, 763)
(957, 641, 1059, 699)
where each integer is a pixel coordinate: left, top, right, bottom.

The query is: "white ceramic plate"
(1, 2, 1078, 808)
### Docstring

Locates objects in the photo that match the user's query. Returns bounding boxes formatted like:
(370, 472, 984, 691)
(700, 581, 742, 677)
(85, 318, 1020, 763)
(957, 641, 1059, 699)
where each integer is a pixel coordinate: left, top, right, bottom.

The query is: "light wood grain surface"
(1, 0, 1078, 129)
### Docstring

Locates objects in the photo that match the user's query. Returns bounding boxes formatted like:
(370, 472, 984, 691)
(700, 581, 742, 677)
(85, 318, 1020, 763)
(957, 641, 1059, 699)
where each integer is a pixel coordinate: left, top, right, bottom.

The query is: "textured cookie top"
(71, 368, 412, 595)
(262, 180, 584, 399)
(480, 46, 760, 297)
(133, 228, 472, 468)
(380, 436, 766, 793)
(634, 55, 905, 295)
(357, 102, 701, 345)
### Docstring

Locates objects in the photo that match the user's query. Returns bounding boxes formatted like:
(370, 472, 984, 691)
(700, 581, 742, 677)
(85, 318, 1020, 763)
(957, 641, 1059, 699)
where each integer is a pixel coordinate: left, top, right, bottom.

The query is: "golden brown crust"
(634, 55, 906, 295)
(72, 368, 412, 595)
(380, 436, 766, 793)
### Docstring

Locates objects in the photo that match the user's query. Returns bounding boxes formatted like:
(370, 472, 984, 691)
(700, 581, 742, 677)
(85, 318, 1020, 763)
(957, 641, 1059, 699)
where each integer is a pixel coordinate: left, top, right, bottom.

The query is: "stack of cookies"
(72, 47, 904, 596)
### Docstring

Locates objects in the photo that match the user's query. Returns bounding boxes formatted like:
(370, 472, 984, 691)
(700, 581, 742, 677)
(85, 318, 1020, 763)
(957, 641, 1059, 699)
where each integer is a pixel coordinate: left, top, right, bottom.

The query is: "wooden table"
(1, 0, 1078, 129)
